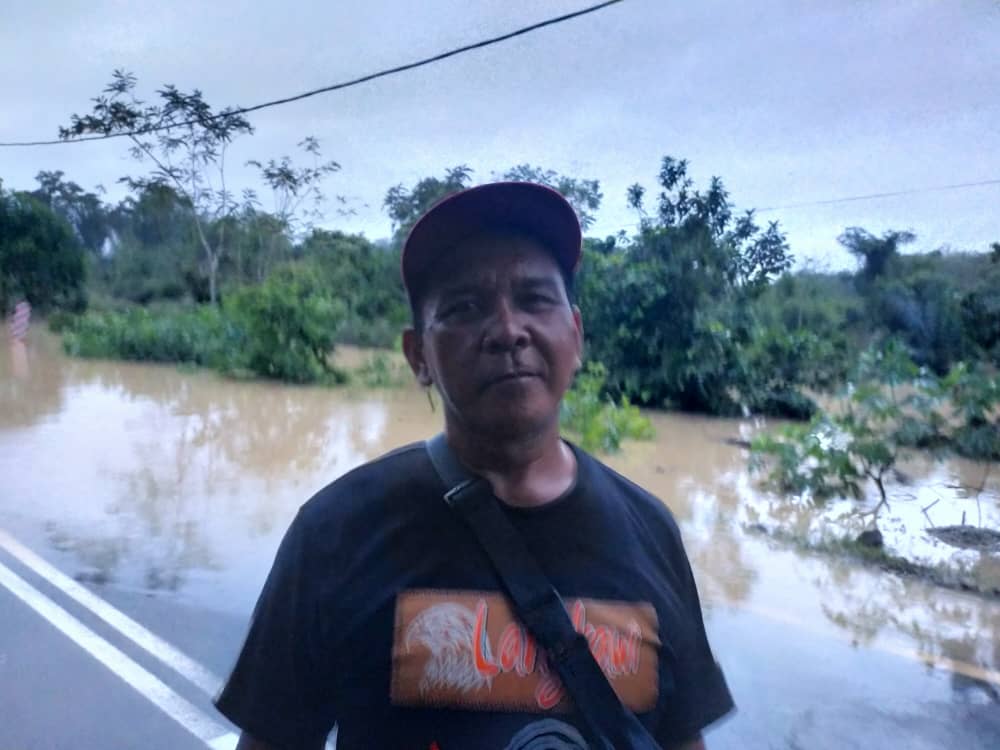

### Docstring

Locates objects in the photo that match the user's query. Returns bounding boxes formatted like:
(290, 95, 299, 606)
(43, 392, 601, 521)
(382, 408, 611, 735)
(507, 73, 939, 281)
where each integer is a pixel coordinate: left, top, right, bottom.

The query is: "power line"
(756, 178, 1000, 212)
(0, 0, 624, 148)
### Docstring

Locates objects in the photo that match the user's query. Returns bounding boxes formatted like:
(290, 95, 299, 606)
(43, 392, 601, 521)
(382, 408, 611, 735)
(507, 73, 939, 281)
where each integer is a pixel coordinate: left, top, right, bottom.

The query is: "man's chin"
(471, 403, 557, 440)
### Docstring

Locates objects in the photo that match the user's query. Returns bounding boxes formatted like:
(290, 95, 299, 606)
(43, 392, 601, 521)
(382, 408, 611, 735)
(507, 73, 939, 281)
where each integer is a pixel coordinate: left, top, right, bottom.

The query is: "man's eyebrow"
(434, 275, 561, 299)
(516, 276, 562, 293)
(434, 281, 483, 300)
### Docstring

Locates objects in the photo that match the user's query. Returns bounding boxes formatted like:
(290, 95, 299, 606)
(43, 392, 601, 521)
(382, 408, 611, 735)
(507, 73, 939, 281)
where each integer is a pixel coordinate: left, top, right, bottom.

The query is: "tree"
(628, 157, 791, 291)
(246, 137, 341, 239)
(0, 187, 86, 313)
(31, 171, 112, 256)
(497, 165, 603, 231)
(60, 70, 253, 303)
(225, 263, 346, 382)
(384, 166, 473, 243)
(579, 156, 794, 414)
(104, 183, 200, 303)
(300, 229, 408, 347)
(838, 227, 916, 286)
(241, 137, 341, 282)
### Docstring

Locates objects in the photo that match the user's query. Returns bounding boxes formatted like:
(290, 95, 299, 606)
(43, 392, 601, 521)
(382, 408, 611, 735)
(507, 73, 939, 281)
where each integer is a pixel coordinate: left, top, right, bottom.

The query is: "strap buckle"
(443, 478, 480, 508)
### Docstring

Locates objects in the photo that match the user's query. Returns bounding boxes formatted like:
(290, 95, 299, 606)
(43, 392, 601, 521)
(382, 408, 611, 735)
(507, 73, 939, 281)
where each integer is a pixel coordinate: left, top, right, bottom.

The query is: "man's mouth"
(484, 371, 539, 389)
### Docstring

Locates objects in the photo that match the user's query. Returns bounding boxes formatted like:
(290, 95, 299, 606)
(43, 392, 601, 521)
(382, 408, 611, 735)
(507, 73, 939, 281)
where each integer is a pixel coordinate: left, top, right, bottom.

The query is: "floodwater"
(2, 331, 999, 713)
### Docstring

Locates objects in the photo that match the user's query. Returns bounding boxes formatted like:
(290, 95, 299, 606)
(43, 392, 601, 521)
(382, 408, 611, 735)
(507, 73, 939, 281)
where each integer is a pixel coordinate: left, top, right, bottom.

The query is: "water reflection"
(0, 335, 67, 429)
(0, 333, 432, 607)
(810, 555, 1000, 702)
(602, 413, 763, 606)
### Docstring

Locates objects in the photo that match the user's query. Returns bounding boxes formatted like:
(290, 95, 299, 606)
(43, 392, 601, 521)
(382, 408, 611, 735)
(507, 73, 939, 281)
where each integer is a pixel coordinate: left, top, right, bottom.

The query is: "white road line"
(0, 559, 230, 748)
(0, 527, 223, 695)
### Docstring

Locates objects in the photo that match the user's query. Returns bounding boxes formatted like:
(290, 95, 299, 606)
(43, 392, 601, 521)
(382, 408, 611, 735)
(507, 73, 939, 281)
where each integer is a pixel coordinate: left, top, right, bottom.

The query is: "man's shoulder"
(297, 441, 438, 526)
(575, 446, 683, 534)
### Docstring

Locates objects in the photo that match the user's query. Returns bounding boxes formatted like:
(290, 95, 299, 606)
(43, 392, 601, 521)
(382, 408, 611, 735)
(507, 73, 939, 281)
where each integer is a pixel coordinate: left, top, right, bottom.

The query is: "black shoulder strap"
(425, 434, 660, 750)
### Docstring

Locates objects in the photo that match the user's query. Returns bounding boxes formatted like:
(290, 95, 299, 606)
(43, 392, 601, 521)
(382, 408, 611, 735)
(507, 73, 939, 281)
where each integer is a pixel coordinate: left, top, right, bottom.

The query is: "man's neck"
(444, 419, 577, 508)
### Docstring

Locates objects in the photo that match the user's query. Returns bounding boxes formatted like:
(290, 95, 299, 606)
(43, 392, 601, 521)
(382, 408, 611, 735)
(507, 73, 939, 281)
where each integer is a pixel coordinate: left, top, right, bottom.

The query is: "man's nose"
(483, 298, 528, 352)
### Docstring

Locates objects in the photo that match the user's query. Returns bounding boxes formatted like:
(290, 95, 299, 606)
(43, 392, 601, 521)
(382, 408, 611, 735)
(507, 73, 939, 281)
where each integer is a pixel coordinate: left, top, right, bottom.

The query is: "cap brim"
(401, 182, 582, 298)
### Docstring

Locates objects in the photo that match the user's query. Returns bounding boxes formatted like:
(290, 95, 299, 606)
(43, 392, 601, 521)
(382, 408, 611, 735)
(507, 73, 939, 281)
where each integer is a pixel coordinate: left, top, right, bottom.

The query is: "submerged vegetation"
(751, 343, 999, 512)
(748, 340, 999, 593)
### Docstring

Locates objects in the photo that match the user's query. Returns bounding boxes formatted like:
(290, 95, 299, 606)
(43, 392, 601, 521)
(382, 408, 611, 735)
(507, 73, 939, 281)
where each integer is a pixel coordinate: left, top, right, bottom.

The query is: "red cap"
(401, 182, 582, 299)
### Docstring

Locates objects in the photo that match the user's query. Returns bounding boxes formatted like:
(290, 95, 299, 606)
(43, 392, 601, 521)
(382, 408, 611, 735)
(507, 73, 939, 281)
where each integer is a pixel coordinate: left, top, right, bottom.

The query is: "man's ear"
(402, 327, 433, 386)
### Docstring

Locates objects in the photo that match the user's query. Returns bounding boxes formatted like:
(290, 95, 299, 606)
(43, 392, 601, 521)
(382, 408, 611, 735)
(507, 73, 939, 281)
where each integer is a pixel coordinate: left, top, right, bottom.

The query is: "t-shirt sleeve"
(214, 510, 335, 748)
(654, 521, 735, 745)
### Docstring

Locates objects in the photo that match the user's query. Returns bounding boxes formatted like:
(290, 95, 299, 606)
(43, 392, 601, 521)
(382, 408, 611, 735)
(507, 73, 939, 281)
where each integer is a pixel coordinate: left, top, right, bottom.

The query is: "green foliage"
(748, 248, 1000, 388)
(750, 417, 861, 500)
(245, 136, 341, 240)
(10, 146, 1000, 425)
(561, 363, 654, 453)
(579, 156, 795, 416)
(300, 229, 408, 347)
(46, 309, 80, 333)
(62, 69, 255, 303)
(62, 262, 350, 384)
(0, 188, 86, 314)
(31, 170, 112, 256)
(961, 289, 1000, 366)
(750, 341, 999, 519)
(352, 352, 409, 388)
(940, 362, 1000, 461)
(384, 166, 473, 243)
(749, 272, 862, 385)
(870, 263, 969, 374)
(838, 227, 915, 286)
(63, 306, 236, 366)
(224, 264, 347, 383)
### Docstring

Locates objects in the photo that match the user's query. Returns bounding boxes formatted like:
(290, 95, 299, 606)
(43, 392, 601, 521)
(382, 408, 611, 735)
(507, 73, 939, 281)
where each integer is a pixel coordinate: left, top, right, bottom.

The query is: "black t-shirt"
(215, 442, 733, 749)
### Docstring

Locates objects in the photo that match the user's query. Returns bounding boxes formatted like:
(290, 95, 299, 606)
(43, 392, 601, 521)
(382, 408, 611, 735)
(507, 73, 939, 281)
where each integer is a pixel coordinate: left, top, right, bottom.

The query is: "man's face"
(402, 231, 583, 440)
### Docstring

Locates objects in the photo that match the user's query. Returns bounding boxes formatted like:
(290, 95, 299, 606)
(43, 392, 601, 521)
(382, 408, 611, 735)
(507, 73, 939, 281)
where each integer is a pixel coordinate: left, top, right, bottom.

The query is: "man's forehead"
(426, 231, 564, 290)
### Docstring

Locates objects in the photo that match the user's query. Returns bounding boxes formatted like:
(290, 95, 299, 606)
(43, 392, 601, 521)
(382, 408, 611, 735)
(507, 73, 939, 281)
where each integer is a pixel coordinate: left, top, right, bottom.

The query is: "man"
(216, 182, 734, 749)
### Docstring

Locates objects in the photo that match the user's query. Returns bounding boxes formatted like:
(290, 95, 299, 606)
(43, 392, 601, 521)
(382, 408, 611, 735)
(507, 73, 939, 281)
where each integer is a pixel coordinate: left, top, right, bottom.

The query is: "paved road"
(2, 530, 998, 750)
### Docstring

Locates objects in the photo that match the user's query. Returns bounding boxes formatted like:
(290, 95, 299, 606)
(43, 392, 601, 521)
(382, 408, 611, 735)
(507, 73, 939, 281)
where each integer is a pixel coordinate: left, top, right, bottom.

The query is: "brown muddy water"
(2, 331, 999, 692)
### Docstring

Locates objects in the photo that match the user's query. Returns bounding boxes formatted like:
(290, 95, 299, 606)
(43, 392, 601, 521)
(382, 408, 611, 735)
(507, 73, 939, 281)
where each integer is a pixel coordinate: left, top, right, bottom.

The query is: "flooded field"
(2, 331, 999, 703)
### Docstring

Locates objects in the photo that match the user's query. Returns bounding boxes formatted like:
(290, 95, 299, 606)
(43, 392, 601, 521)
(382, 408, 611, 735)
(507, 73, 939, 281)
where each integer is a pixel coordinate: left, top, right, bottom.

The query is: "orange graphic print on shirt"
(391, 590, 660, 713)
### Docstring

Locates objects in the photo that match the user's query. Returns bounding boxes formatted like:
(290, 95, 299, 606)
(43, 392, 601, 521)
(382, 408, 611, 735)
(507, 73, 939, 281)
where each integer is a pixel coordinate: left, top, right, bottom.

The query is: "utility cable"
(0, 0, 624, 148)
(756, 178, 1000, 212)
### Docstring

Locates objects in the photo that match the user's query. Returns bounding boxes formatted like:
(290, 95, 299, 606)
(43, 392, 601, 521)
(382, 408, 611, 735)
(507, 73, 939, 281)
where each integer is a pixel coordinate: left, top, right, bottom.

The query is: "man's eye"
(441, 300, 479, 318)
(522, 292, 556, 307)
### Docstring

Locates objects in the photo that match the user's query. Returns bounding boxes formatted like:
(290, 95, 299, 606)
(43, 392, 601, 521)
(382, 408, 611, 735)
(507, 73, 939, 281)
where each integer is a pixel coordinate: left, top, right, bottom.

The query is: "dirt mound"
(927, 525, 1000, 552)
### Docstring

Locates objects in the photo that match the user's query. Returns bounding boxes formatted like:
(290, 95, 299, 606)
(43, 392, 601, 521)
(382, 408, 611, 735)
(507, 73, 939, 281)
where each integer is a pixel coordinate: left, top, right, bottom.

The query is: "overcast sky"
(2, 0, 998, 268)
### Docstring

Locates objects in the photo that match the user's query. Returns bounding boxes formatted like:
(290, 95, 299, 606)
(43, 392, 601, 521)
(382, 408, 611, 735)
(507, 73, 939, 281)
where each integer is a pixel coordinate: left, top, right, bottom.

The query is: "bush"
(1, 189, 86, 314)
(747, 342, 995, 522)
(46, 310, 80, 334)
(351, 351, 409, 388)
(577, 157, 798, 416)
(224, 264, 346, 383)
(941, 362, 1000, 461)
(301, 230, 409, 348)
(62, 306, 237, 367)
(561, 362, 654, 453)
